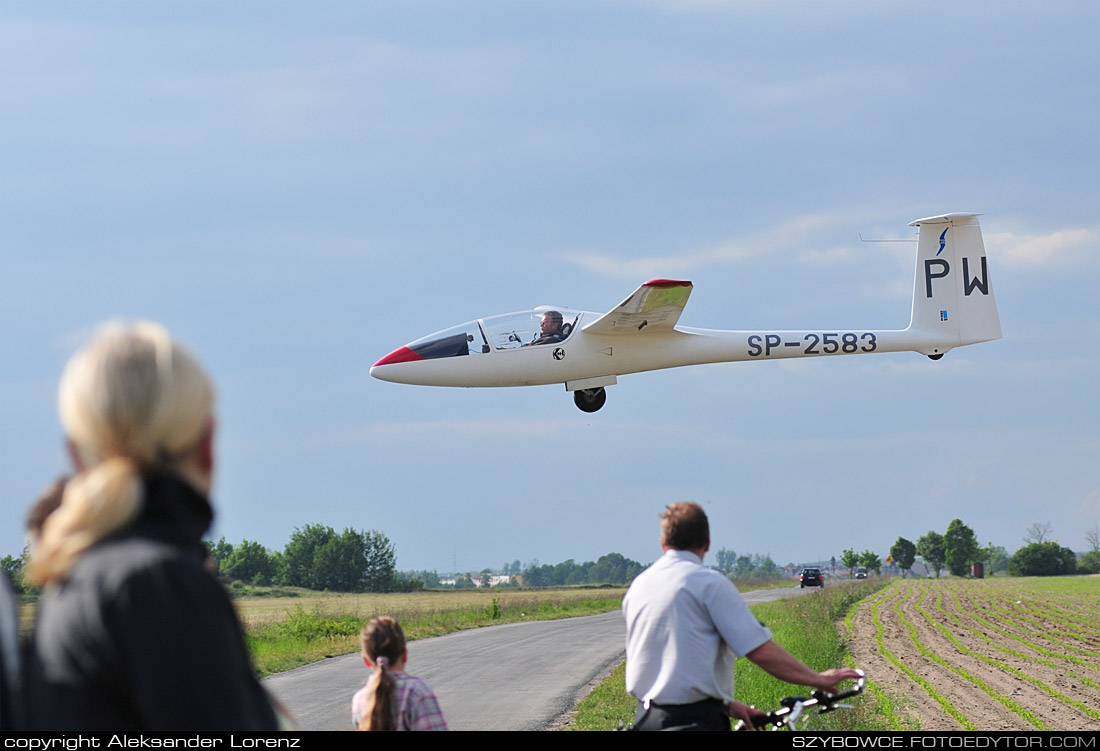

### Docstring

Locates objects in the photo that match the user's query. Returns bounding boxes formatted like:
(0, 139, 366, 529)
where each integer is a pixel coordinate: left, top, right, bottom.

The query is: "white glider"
(371, 213, 1001, 412)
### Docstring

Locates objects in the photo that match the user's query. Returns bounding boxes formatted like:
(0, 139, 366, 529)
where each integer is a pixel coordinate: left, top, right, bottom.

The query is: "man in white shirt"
(623, 502, 861, 730)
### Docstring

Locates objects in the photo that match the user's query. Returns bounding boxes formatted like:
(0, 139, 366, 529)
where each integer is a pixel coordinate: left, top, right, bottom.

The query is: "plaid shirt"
(352, 671, 448, 731)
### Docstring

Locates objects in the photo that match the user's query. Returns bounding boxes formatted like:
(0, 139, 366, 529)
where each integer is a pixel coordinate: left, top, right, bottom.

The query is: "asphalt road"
(264, 584, 818, 731)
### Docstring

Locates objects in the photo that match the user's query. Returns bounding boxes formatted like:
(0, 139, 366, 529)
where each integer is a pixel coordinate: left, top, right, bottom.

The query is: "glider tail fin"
(907, 213, 1001, 357)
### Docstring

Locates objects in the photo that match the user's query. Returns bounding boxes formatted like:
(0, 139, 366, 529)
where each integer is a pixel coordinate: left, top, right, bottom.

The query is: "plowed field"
(848, 577, 1100, 731)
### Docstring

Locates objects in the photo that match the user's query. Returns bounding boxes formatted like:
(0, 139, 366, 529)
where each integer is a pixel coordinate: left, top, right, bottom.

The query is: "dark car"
(799, 568, 824, 588)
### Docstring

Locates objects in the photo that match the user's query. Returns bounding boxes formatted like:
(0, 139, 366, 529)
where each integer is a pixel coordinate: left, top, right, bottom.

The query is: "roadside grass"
(733, 578, 799, 592)
(244, 588, 627, 676)
(567, 661, 631, 731)
(565, 580, 890, 731)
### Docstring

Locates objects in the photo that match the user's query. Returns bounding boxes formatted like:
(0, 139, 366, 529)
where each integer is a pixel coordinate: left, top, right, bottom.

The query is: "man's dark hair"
(660, 502, 709, 551)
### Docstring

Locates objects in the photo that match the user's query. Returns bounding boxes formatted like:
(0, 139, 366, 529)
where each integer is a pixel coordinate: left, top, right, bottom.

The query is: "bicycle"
(734, 669, 865, 731)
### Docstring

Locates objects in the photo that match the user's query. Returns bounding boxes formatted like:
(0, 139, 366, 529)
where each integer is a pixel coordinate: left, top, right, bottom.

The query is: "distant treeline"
(208, 524, 405, 593)
(520, 552, 647, 587)
(713, 549, 783, 580)
(1, 524, 403, 596)
(397, 552, 649, 589)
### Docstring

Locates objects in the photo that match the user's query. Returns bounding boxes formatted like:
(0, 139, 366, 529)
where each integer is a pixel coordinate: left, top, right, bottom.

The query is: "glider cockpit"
(374, 307, 584, 365)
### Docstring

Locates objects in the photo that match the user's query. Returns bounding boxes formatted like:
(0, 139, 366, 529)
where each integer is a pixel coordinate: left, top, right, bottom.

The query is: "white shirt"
(622, 549, 772, 705)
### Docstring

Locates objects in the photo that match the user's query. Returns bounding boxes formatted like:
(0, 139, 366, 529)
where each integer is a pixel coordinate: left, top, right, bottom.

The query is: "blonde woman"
(353, 617, 447, 731)
(27, 322, 278, 731)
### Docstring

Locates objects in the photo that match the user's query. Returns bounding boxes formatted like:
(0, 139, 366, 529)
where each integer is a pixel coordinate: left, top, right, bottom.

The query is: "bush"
(1008, 542, 1078, 576)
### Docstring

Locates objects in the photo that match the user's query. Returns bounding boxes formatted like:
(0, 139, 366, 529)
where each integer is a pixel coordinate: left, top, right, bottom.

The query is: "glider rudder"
(906, 213, 1002, 358)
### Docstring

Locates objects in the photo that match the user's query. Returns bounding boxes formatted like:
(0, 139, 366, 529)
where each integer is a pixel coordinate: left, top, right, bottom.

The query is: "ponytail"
(357, 617, 406, 731)
(358, 657, 397, 731)
(29, 457, 142, 586)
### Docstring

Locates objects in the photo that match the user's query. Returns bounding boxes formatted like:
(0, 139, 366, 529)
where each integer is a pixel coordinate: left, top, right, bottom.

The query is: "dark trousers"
(633, 698, 731, 731)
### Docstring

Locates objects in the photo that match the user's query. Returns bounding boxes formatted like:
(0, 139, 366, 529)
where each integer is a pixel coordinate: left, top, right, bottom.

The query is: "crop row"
(848, 577, 1100, 731)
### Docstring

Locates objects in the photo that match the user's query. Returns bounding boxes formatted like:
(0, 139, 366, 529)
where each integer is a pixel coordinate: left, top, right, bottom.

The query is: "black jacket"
(0, 575, 20, 730)
(28, 472, 278, 731)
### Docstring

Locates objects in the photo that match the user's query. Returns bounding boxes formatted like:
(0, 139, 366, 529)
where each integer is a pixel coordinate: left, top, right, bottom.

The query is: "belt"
(641, 697, 726, 711)
(633, 697, 731, 731)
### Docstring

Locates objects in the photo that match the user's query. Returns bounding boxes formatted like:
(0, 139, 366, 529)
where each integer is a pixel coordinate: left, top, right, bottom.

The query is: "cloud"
(985, 228, 1097, 270)
(282, 416, 711, 450)
(561, 211, 859, 280)
(796, 245, 855, 266)
(1075, 487, 1099, 516)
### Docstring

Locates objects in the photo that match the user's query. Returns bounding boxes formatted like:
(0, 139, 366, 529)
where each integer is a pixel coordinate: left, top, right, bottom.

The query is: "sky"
(2, 1, 1097, 575)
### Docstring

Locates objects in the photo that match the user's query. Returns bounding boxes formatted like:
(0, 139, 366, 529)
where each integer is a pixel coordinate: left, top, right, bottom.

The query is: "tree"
(839, 548, 859, 578)
(858, 550, 882, 575)
(221, 539, 277, 584)
(282, 524, 395, 592)
(889, 538, 917, 577)
(1079, 550, 1100, 575)
(207, 537, 235, 573)
(715, 548, 736, 574)
(1023, 521, 1053, 545)
(916, 531, 946, 578)
(1008, 542, 1078, 576)
(1085, 524, 1099, 553)
(732, 554, 754, 580)
(588, 553, 644, 585)
(360, 530, 397, 592)
(944, 519, 980, 577)
(979, 543, 1010, 576)
(1, 554, 23, 591)
(751, 554, 779, 579)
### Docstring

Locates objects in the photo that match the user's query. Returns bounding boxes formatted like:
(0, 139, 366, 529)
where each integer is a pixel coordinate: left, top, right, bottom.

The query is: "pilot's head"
(541, 311, 563, 334)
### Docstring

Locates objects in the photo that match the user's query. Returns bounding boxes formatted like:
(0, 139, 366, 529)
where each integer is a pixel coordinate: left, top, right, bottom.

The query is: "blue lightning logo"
(937, 227, 948, 256)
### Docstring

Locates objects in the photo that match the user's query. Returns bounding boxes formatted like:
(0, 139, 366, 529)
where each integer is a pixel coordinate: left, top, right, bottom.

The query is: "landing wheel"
(928, 353, 944, 361)
(574, 387, 607, 413)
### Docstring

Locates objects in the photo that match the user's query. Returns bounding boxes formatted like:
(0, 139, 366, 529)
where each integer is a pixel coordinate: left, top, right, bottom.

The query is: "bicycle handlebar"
(734, 669, 865, 731)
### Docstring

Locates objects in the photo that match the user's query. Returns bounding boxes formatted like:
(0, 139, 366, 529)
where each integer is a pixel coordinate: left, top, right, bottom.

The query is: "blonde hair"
(357, 616, 406, 731)
(29, 322, 214, 586)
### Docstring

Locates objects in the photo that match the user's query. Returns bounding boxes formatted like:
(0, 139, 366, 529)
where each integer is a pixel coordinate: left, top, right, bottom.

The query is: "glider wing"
(581, 279, 693, 336)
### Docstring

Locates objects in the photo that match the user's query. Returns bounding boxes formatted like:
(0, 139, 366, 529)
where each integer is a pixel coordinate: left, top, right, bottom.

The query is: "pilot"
(526, 311, 564, 347)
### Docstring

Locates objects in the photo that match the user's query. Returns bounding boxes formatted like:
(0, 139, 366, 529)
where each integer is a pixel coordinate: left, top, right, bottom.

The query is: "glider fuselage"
(370, 321, 935, 389)
(370, 214, 1001, 410)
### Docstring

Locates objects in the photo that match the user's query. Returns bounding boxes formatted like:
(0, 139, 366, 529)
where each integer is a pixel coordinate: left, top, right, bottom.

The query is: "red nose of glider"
(373, 346, 426, 368)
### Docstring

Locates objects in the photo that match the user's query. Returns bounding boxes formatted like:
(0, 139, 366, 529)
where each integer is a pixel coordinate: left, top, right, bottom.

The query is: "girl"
(353, 616, 448, 731)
